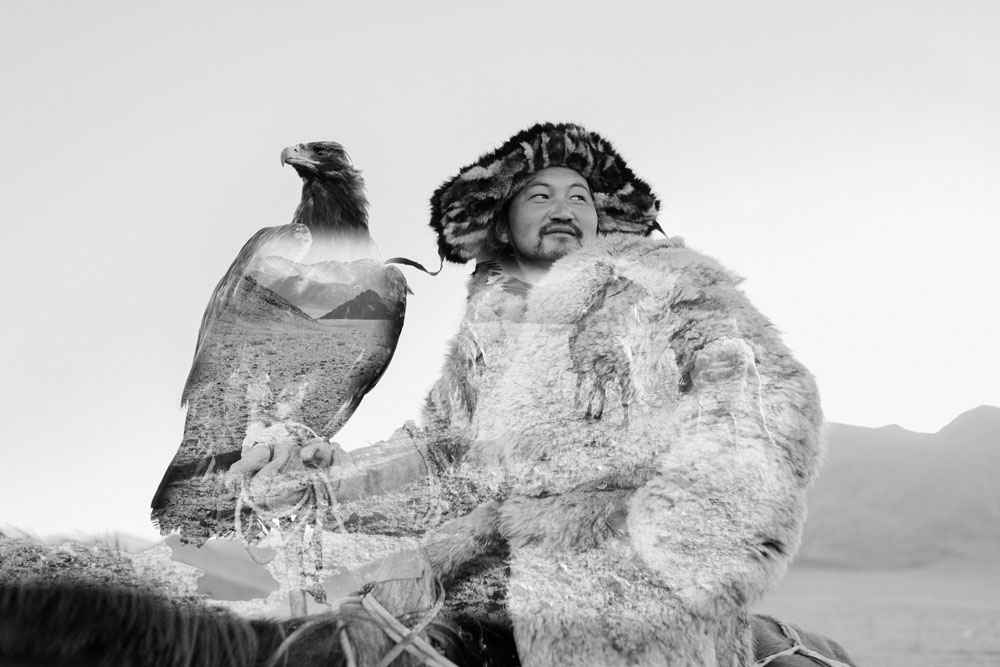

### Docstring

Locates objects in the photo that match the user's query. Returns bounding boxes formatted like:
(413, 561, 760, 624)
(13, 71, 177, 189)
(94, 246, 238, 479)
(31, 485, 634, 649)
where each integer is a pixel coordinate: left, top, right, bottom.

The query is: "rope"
(361, 592, 459, 667)
(255, 582, 456, 667)
(337, 618, 358, 667)
(229, 420, 455, 666)
(754, 617, 854, 667)
(334, 580, 460, 667)
(260, 617, 329, 667)
(231, 426, 350, 611)
(234, 487, 272, 566)
(370, 578, 450, 667)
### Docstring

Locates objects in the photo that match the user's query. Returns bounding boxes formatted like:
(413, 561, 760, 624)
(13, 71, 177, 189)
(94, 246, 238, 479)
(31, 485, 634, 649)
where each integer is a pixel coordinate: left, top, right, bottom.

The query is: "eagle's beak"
(281, 144, 319, 168)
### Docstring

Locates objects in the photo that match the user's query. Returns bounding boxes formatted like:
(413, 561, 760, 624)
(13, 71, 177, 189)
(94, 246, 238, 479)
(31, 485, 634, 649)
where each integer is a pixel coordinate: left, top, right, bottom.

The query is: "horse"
(0, 580, 519, 667)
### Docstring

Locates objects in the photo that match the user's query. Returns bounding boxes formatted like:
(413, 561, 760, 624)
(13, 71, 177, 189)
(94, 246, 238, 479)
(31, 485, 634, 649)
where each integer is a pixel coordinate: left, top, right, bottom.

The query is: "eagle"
(151, 142, 407, 545)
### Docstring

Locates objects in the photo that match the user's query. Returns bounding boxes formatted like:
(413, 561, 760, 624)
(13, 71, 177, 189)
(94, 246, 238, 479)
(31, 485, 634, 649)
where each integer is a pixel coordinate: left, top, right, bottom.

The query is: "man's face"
(501, 166, 599, 267)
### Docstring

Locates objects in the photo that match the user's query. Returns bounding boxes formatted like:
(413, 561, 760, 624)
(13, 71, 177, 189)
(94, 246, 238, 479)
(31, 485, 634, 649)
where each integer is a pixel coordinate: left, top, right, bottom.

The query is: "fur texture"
(421, 234, 824, 666)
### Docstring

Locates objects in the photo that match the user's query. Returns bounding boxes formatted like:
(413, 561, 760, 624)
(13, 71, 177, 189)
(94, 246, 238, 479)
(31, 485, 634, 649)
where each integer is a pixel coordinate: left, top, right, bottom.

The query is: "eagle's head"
(281, 141, 355, 182)
(282, 141, 369, 233)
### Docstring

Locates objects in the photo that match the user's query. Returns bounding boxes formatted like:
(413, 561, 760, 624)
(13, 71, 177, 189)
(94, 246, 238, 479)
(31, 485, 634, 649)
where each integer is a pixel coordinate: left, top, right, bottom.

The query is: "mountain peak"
(802, 405, 1000, 569)
(319, 289, 397, 320)
(937, 405, 1000, 440)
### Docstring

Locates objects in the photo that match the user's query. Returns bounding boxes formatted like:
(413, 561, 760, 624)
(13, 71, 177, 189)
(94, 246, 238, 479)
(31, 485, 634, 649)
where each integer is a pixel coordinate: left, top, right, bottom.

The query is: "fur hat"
(430, 122, 661, 264)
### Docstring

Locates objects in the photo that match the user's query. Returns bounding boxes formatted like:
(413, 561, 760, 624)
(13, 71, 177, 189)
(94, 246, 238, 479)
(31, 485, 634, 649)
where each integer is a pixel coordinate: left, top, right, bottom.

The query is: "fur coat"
(416, 233, 824, 666)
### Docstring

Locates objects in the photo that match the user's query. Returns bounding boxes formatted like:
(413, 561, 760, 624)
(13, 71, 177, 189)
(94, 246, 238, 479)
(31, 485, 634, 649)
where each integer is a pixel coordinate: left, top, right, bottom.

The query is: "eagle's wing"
(181, 224, 307, 406)
(316, 263, 408, 437)
(155, 230, 411, 541)
(153, 223, 312, 537)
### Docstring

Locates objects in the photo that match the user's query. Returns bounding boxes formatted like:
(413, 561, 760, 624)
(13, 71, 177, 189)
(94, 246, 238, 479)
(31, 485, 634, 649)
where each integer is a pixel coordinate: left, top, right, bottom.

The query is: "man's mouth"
(541, 223, 581, 238)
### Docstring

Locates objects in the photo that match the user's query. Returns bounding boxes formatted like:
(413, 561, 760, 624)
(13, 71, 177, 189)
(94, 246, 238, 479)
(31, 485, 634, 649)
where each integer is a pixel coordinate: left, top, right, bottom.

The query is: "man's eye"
(530, 193, 549, 200)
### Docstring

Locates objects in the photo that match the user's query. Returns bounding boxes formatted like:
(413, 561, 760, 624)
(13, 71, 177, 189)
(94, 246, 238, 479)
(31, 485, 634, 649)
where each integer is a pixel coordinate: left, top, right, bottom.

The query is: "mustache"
(540, 221, 582, 237)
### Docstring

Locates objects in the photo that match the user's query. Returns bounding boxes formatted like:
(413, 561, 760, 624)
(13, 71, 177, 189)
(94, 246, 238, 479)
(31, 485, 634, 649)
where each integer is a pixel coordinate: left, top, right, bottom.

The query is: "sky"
(1, 0, 997, 539)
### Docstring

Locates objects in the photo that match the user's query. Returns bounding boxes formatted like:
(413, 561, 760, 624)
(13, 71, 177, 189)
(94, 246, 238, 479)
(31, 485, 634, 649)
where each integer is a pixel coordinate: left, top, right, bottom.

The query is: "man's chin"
(538, 236, 583, 260)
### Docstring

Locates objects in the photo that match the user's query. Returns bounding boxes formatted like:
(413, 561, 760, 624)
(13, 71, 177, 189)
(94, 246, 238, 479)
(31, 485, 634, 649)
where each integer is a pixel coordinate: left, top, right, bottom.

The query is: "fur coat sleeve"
(422, 234, 824, 666)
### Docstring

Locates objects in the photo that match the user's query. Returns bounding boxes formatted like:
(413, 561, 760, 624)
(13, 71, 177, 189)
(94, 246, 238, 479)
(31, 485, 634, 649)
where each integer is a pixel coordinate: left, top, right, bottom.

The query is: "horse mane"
(0, 582, 503, 667)
(0, 581, 266, 667)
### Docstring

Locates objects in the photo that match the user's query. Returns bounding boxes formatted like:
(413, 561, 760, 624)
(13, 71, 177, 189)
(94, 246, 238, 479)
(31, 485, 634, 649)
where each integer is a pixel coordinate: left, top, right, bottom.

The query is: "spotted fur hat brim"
(430, 122, 661, 264)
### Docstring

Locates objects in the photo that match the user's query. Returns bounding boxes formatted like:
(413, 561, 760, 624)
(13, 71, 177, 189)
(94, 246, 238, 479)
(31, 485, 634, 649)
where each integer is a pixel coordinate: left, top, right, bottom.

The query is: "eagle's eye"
(314, 146, 328, 156)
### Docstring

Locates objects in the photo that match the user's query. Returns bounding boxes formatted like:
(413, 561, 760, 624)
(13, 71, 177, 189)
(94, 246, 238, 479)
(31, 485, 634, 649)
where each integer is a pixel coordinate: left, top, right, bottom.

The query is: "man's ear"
(493, 217, 509, 245)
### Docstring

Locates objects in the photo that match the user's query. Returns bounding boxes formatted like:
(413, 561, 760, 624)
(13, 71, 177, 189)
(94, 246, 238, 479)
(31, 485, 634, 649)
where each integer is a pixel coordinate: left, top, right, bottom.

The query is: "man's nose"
(549, 197, 574, 220)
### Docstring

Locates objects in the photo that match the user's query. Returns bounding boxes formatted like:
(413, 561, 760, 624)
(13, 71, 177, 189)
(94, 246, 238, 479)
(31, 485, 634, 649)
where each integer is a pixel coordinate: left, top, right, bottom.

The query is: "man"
(421, 122, 851, 666)
(240, 122, 856, 666)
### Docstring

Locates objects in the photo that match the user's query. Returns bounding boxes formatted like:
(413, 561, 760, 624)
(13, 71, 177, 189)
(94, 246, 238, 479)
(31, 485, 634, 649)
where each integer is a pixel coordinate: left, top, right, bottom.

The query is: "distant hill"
(249, 256, 391, 314)
(251, 272, 362, 314)
(796, 406, 1000, 569)
(224, 274, 319, 325)
(320, 289, 398, 320)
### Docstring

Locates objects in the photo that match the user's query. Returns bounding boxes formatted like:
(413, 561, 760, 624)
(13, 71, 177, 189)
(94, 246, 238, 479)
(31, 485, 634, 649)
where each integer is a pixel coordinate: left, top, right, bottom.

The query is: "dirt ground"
(756, 562, 1000, 666)
(182, 317, 395, 462)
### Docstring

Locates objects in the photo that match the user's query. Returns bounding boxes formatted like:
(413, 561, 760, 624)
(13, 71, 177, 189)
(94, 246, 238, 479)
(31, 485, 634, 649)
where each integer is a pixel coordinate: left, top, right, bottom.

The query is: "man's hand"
(228, 424, 344, 511)
(300, 437, 347, 468)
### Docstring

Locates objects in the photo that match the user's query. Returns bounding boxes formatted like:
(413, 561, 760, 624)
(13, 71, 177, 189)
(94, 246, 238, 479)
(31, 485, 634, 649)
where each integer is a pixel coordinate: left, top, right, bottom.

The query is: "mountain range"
(796, 405, 1000, 569)
(319, 289, 400, 320)
(248, 256, 392, 316)
(224, 274, 318, 326)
